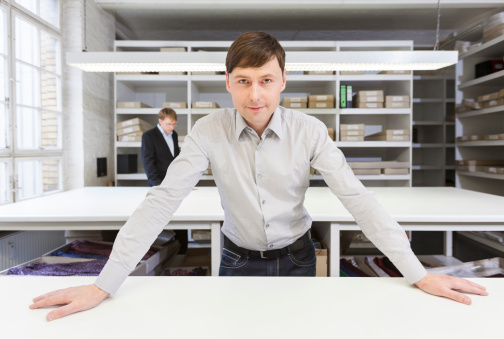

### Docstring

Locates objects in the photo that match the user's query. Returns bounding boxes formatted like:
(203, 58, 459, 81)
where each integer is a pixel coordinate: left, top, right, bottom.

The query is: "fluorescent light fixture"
(67, 50, 458, 72)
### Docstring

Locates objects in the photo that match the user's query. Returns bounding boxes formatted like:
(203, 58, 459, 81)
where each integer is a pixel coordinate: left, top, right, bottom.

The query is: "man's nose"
(249, 82, 261, 101)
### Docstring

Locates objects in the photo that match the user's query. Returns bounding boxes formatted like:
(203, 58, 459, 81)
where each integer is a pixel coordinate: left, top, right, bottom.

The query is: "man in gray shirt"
(30, 32, 488, 321)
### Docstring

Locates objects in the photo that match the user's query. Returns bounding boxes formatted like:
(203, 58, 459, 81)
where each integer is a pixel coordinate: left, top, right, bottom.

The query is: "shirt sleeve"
(309, 122, 427, 284)
(95, 123, 210, 295)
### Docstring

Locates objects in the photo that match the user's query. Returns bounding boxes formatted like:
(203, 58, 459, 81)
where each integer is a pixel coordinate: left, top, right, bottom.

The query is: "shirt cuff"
(392, 253, 428, 284)
(94, 259, 132, 295)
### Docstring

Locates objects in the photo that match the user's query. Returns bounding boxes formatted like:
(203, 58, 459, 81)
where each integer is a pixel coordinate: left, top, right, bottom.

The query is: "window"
(15, 0, 59, 28)
(0, 2, 62, 203)
(15, 15, 62, 152)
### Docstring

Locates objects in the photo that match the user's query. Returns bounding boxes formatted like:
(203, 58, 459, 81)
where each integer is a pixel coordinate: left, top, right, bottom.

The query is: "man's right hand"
(29, 284, 110, 322)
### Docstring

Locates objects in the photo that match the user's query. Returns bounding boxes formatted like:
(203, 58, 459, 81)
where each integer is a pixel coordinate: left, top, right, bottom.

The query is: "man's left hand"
(414, 272, 488, 305)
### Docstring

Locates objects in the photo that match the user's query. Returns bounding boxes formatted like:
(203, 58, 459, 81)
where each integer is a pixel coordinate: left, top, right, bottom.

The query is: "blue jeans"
(219, 239, 317, 276)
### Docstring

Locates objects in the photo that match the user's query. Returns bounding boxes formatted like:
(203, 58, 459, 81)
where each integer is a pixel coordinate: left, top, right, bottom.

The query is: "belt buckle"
(260, 251, 266, 259)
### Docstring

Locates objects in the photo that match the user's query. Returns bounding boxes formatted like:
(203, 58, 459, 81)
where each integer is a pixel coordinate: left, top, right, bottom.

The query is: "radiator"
(0, 231, 66, 271)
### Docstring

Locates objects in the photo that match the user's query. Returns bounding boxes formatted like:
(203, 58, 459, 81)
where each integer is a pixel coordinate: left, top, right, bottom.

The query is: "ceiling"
(96, 1, 504, 47)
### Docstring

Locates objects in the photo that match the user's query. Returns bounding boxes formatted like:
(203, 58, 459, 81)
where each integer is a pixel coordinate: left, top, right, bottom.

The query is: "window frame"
(0, 157, 13, 205)
(14, 155, 62, 202)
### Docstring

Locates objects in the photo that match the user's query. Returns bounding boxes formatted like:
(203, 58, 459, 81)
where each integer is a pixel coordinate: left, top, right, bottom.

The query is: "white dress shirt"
(157, 123, 174, 157)
(96, 106, 427, 294)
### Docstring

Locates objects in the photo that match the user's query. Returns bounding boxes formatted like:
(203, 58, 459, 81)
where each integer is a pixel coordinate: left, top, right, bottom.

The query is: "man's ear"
(281, 69, 287, 92)
(225, 71, 231, 93)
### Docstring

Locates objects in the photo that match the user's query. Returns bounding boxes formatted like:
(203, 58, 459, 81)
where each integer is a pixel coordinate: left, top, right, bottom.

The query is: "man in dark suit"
(141, 108, 186, 252)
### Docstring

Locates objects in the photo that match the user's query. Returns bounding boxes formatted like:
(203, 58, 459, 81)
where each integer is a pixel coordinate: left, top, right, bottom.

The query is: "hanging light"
(66, 50, 458, 73)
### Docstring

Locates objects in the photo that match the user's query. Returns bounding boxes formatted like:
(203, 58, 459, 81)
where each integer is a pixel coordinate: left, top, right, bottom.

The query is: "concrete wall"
(62, 0, 115, 190)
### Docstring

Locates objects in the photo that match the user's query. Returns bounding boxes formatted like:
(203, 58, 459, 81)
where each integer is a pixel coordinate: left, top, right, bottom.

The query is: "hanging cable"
(82, 0, 88, 52)
(433, 0, 441, 50)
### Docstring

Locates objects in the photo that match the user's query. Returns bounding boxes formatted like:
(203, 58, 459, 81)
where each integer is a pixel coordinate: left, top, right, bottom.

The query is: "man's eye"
(263, 79, 272, 83)
(239, 79, 248, 84)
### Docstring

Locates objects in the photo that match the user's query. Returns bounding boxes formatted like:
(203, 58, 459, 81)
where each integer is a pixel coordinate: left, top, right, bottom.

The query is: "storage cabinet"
(114, 40, 414, 188)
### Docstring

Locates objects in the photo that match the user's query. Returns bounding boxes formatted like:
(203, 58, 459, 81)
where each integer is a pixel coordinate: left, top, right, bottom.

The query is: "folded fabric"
(374, 257, 401, 277)
(70, 240, 157, 259)
(381, 257, 403, 277)
(51, 251, 106, 259)
(7, 259, 107, 276)
(340, 262, 360, 277)
(340, 258, 371, 277)
(163, 267, 208, 276)
(339, 269, 349, 277)
(365, 256, 389, 277)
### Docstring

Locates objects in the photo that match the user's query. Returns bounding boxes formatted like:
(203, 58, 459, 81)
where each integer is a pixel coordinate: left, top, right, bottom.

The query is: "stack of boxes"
(483, 12, 504, 44)
(347, 160, 410, 175)
(354, 90, 384, 108)
(281, 96, 308, 109)
(308, 94, 335, 108)
(162, 101, 188, 109)
(457, 89, 504, 113)
(192, 102, 220, 108)
(365, 129, 410, 141)
(456, 160, 504, 175)
(385, 95, 410, 108)
(116, 118, 154, 142)
(340, 124, 365, 141)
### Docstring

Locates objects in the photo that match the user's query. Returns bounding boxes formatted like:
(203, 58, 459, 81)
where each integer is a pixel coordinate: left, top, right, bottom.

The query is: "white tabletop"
(1, 187, 504, 227)
(1, 275, 500, 339)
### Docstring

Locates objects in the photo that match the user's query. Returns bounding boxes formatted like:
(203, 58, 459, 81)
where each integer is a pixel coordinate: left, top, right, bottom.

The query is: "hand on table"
(414, 272, 488, 305)
(29, 284, 110, 321)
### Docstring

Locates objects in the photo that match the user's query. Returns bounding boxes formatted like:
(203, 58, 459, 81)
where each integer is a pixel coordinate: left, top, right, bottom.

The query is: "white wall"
(62, 0, 115, 189)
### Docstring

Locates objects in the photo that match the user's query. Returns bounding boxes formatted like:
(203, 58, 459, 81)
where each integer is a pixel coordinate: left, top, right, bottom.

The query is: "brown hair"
(226, 32, 285, 74)
(158, 108, 177, 121)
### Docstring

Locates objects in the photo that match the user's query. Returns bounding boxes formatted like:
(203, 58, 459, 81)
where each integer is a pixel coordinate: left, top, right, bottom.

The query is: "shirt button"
(262, 200, 265, 204)
(269, 245, 273, 248)
(257, 174, 262, 179)
(265, 224, 270, 228)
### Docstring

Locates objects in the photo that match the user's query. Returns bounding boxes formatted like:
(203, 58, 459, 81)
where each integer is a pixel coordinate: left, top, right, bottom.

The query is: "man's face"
(226, 57, 286, 130)
(159, 117, 177, 135)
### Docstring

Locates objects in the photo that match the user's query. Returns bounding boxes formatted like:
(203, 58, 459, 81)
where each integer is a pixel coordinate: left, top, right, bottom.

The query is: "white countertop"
(1, 186, 504, 225)
(1, 275, 500, 339)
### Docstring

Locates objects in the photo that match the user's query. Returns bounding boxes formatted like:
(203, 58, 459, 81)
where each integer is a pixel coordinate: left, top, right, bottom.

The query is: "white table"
(1, 187, 504, 275)
(1, 275, 501, 339)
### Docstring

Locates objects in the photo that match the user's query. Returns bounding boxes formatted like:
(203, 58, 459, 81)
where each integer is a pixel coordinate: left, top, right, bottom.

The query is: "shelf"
(191, 109, 222, 114)
(412, 98, 443, 103)
(116, 108, 190, 115)
(335, 141, 410, 147)
(457, 171, 504, 181)
(445, 166, 455, 170)
(412, 165, 443, 170)
(116, 74, 189, 86)
(459, 34, 504, 59)
(412, 143, 444, 148)
(412, 121, 443, 126)
(457, 232, 504, 253)
(458, 70, 504, 89)
(286, 75, 337, 81)
(339, 74, 411, 81)
(456, 140, 504, 147)
(117, 142, 141, 147)
(340, 108, 410, 115)
(355, 174, 410, 180)
(117, 173, 147, 180)
(456, 105, 504, 119)
(299, 109, 337, 115)
(413, 75, 453, 80)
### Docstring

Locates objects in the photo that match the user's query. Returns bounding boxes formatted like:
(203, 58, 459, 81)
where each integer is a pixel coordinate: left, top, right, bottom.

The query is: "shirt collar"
(157, 123, 172, 137)
(235, 107, 283, 141)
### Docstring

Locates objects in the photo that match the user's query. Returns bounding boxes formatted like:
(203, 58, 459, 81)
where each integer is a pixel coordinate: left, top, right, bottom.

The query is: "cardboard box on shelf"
(281, 96, 308, 103)
(304, 71, 334, 75)
(340, 136, 364, 141)
(487, 167, 504, 174)
(385, 101, 410, 108)
(116, 124, 151, 136)
(340, 130, 364, 136)
(365, 130, 410, 141)
(191, 71, 220, 75)
(355, 90, 384, 102)
(477, 91, 500, 103)
(160, 47, 187, 52)
(118, 134, 143, 142)
(456, 135, 484, 142)
(455, 105, 474, 114)
(356, 102, 384, 108)
(484, 134, 504, 141)
(308, 94, 335, 102)
(192, 102, 220, 108)
(462, 99, 482, 110)
(340, 71, 365, 75)
(308, 101, 335, 108)
(115, 118, 153, 130)
(482, 98, 504, 108)
(283, 102, 308, 109)
(327, 128, 335, 141)
(315, 248, 328, 277)
(386, 95, 410, 103)
(162, 102, 188, 109)
(347, 161, 409, 169)
(456, 160, 504, 166)
(159, 72, 187, 75)
(378, 70, 411, 74)
(116, 101, 152, 109)
(382, 168, 409, 175)
(352, 168, 381, 175)
(340, 124, 365, 131)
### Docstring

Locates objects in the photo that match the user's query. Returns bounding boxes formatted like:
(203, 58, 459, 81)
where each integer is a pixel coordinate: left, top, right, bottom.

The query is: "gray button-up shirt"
(96, 106, 426, 294)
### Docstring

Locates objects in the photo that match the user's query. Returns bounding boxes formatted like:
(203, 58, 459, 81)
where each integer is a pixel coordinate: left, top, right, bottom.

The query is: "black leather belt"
(223, 230, 311, 259)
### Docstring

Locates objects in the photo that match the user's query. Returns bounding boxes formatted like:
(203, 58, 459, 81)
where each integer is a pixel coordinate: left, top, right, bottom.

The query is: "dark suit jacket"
(141, 127, 180, 187)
